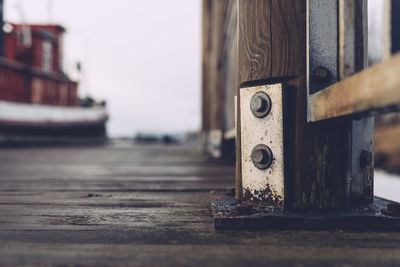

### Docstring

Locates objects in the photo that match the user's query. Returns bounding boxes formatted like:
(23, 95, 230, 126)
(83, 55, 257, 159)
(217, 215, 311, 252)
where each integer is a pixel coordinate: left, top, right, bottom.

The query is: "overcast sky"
(5, 0, 202, 137)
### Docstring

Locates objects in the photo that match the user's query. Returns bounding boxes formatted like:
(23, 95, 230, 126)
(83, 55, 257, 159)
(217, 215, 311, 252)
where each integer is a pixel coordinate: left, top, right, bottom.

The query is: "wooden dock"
(1, 143, 400, 266)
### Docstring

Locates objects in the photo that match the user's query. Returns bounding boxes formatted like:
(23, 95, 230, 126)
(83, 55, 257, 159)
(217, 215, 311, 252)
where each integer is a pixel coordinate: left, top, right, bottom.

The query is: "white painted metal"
(240, 84, 284, 207)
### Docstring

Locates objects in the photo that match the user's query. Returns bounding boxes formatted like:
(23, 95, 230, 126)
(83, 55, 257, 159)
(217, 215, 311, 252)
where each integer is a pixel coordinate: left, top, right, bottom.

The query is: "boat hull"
(0, 100, 108, 145)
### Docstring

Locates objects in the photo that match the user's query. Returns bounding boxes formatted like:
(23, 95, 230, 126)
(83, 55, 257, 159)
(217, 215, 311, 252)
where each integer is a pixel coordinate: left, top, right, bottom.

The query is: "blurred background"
(3, 0, 201, 138)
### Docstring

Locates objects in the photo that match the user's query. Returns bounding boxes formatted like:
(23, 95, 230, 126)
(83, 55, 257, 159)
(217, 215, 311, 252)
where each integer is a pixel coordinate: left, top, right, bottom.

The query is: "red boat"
(0, 19, 108, 144)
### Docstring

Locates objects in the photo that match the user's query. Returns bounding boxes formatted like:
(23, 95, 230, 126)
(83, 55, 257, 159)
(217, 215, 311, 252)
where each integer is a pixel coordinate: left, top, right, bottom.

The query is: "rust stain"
(242, 185, 283, 208)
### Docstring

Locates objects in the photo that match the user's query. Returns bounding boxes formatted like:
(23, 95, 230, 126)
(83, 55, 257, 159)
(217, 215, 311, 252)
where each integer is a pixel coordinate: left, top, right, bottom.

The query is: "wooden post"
(201, 0, 212, 151)
(237, 0, 306, 206)
(201, 0, 229, 157)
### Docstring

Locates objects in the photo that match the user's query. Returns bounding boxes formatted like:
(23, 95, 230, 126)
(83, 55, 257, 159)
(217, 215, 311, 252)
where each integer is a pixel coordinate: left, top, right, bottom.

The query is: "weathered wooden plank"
(1, 145, 400, 265)
(1, 239, 400, 266)
(308, 53, 400, 122)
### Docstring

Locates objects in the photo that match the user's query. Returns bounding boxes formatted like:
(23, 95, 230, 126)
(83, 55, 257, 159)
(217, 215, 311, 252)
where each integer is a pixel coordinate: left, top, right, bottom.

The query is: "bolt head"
(250, 92, 271, 118)
(360, 150, 373, 168)
(250, 96, 265, 112)
(252, 149, 266, 164)
(314, 66, 331, 82)
(251, 144, 273, 170)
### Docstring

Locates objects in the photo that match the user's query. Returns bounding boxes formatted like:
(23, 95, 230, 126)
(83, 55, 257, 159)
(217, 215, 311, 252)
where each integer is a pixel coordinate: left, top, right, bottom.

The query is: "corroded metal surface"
(240, 84, 284, 207)
(298, 0, 374, 211)
(212, 189, 400, 230)
(308, 0, 338, 94)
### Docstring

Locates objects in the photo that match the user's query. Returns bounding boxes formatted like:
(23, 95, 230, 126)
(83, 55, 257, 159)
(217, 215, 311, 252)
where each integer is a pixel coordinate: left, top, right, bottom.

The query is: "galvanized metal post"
(308, 0, 374, 209)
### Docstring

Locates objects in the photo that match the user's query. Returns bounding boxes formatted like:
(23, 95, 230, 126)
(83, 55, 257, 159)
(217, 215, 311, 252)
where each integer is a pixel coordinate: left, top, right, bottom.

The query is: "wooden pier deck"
(1, 143, 400, 266)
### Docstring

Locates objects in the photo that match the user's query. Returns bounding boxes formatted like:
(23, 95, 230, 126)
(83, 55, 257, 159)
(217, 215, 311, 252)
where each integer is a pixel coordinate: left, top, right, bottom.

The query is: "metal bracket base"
(211, 189, 400, 230)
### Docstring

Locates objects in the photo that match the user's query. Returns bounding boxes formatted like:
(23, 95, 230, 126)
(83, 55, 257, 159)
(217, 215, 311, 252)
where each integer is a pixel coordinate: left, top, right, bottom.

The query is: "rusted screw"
(314, 66, 331, 82)
(250, 92, 271, 118)
(251, 144, 273, 170)
(360, 150, 373, 168)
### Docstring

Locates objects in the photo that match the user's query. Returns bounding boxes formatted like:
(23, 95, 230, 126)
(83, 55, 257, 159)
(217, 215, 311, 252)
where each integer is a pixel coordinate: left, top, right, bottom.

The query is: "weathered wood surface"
(237, 0, 307, 207)
(1, 143, 400, 266)
(309, 53, 400, 122)
(201, 0, 212, 133)
(202, 0, 230, 137)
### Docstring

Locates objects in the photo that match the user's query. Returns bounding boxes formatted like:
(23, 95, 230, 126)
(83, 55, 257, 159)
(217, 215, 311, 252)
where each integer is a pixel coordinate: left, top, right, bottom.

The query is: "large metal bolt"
(250, 92, 271, 118)
(251, 144, 273, 170)
(360, 150, 373, 168)
(314, 66, 331, 82)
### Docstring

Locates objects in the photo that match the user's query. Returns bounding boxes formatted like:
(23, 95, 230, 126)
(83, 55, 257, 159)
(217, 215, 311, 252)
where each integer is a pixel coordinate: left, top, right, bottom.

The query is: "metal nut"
(313, 66, 331, 82)
(250, 92, 271, 118)
(360, 150, 372, 168)
(251, 144, 273, 170)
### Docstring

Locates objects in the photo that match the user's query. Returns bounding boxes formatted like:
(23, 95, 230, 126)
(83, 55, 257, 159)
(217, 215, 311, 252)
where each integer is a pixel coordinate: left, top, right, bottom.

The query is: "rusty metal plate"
(211, 189, 400, 230)
(240, 84, 284, 208)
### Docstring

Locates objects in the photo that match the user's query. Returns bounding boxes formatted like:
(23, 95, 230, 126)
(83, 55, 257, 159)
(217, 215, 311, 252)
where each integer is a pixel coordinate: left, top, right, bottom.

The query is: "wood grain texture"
(0, 144, 400, 266)
(202, 0, 229, 134)
(209, 0, 229, 130)
(238, 0, 271, 85)
(237, 0, 308, 208)
(270, 0, 305, 78)
(0, 1, 398, 265)
(202, 0, 212, 132)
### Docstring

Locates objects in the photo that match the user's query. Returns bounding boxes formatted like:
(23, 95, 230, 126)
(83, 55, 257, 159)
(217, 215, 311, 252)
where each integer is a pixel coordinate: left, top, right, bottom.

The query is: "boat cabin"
(0, 23, 78, 106)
